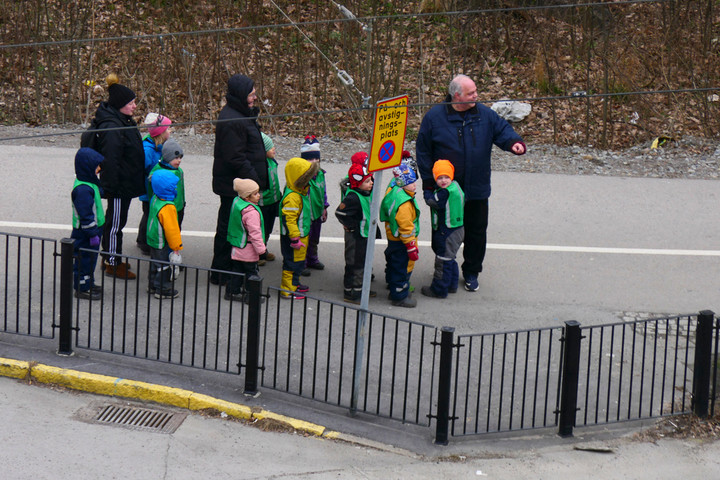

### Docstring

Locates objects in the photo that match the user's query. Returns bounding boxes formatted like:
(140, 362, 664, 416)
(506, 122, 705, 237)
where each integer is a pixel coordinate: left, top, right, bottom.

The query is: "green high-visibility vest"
(431, 181, 465, 230)
(146, 196, 174, 249)
(343, 189, 372, 238)
(279, 188, 312, 237)
(71, 179, 105, 229)
(149, 164, 185, 212)
(308, 169, 327, 220)
(379, 186, 420, 238)
(260, 157, 282, 206)
(227, 197, 265, 248)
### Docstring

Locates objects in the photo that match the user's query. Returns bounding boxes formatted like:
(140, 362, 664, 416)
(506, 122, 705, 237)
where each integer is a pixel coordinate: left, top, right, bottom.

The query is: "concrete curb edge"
(0, 356, 339, 440)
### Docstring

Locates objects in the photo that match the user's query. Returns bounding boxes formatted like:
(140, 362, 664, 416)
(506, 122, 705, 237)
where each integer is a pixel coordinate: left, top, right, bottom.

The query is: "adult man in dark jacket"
(210, 74, 268, 284)
(417, 74, 526, 292)
(93, 75, 145, 279)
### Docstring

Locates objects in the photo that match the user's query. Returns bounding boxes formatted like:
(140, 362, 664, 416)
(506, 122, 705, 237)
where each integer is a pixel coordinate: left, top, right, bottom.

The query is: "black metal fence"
(0, 232, 57, 339)
(262, 287, 439, 424)
(451, 326, 565, 436)
(1, 231, 718, 444)
(576, 316, 697, 426)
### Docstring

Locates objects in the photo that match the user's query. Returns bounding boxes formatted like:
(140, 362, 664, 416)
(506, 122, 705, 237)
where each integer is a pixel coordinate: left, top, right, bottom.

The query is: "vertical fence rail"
(558, 321, 581, 437)
(434, 326, 454, 445)
(711, 315, 720, 417)
(692, 310, 715, 417)
(57, 238, 74, 355)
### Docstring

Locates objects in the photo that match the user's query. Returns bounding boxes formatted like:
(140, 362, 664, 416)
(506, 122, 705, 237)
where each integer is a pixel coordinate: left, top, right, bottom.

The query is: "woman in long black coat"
(210, 74, 268, 284)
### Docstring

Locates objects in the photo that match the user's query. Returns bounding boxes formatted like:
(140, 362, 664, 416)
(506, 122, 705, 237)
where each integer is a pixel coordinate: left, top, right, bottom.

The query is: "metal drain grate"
(92, 404, 187, 434)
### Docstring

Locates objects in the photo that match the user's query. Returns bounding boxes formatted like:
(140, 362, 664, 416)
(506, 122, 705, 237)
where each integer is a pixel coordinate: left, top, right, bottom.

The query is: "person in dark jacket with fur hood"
(210, 74, 268, 284)
(92, 74, 145, 280)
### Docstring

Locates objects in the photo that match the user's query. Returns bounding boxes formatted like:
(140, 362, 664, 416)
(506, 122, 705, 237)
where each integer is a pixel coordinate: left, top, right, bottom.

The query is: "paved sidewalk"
(2, 352, 720, 479)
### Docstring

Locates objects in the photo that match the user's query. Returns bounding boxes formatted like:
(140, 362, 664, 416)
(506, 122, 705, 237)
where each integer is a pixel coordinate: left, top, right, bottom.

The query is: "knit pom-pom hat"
(300, 135, 321, 160)
(107, 74, 136, 110)
(351, 151, 369, 166)
(145, 113, 172, 138)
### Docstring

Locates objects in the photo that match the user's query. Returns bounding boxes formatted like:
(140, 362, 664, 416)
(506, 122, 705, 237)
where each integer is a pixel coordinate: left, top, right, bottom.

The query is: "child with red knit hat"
(339, 151, 370, 197)
(420, 159, 465, 299)
(335, 157, 377, 304)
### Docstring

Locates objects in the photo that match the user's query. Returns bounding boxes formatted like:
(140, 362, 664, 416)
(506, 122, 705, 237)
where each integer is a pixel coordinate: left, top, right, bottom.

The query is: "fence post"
(558, 320, 581, 437)
(243, 275, 263, 395)
(692, 310, 715, 418)
(434, 326, 454, 445)
(57, 238, 74, 356)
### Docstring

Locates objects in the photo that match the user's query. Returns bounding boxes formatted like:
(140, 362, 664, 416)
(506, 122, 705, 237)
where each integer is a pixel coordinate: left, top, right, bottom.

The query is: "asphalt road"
(2, 144, 718, 332)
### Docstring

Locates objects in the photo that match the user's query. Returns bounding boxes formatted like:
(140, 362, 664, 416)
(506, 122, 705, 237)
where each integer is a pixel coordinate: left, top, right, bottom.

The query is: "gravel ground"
(2, 124, 720, 179)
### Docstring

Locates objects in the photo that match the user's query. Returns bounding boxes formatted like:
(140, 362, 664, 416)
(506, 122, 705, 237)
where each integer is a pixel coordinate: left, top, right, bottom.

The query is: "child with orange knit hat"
(420, 159, 465, 299)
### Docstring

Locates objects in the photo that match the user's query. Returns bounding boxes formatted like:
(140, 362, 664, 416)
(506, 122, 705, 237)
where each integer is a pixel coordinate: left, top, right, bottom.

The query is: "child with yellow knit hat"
(420, 159, 465, 299)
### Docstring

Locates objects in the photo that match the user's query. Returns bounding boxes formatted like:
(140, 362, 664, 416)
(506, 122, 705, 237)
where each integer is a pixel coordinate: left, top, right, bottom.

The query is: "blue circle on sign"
(378, 140, 396, 163)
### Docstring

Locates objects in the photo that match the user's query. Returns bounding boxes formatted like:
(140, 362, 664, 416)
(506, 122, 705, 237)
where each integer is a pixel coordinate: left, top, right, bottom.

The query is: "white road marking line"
(2, 221, 718, 257)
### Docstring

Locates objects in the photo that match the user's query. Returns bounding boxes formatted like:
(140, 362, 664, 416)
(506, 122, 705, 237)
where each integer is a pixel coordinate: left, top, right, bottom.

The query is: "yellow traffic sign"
(368, 95, 408, 173)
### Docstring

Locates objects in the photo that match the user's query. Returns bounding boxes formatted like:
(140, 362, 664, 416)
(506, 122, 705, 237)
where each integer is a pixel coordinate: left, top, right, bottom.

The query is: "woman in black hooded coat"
(210, 74, 268, 283)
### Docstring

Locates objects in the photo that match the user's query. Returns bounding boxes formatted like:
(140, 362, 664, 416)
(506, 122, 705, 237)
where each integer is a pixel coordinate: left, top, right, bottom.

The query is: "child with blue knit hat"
(379, 161, 420, 308)
(147, 169, 183, 300)
(300, 135, 329, 275)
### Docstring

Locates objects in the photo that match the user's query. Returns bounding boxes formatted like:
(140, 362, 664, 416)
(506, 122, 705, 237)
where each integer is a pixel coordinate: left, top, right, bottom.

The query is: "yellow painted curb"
(253, 409, 326, 436)
(0, 357, 329, 438)
(189, 393, 253, 420)
(29, 364, 192, 408)
(0, 358, 30, 379)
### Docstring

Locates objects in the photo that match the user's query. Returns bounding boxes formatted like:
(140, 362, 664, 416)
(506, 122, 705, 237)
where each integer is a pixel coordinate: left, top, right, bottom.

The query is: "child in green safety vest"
(380, 161, 420, 308)
(225, 178, 266, 303)
(148, 139, 186, 228)
(279, 157, 319, 299)
(71, 147, 105, 300)
(147, 169, 183, 300)
(420, 160, 465, 299)
(258, 133, 281, 266)
(335, 160, 377, 304)
(300, 135, 328, 274)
